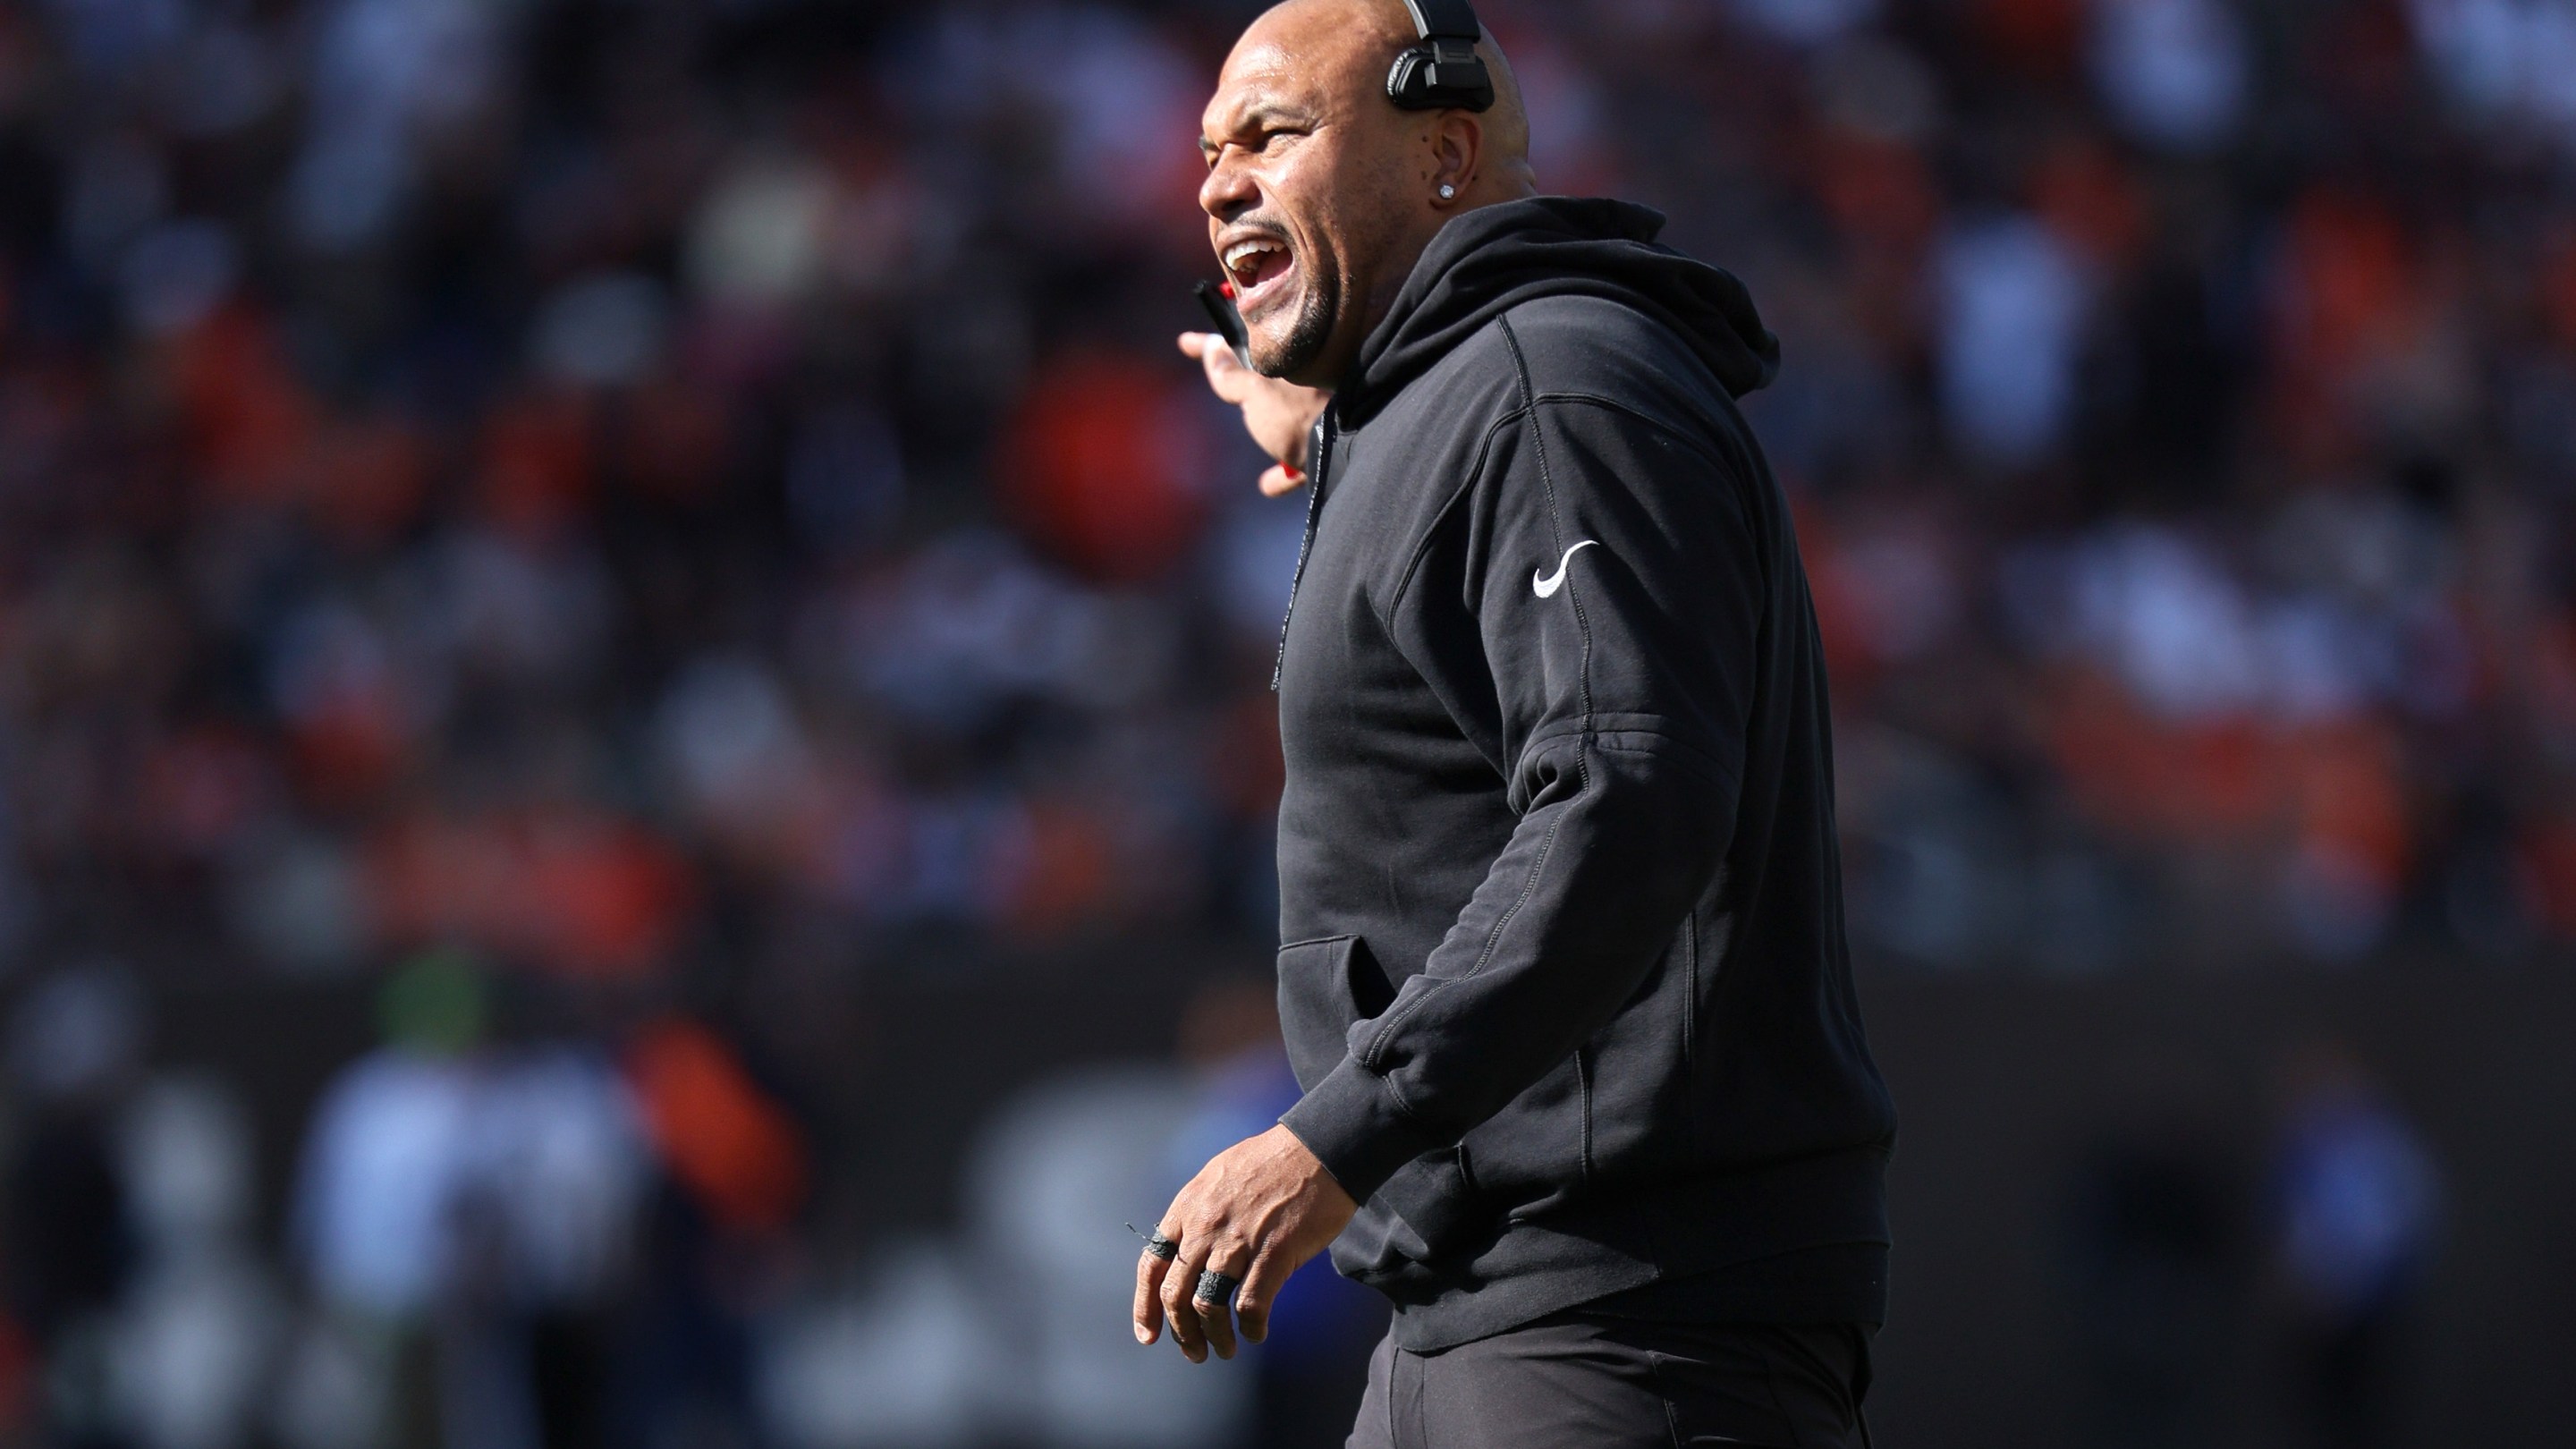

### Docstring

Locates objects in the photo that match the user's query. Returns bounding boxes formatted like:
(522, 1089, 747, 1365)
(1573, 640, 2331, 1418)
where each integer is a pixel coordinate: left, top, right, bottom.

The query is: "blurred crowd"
(0, 0, 2550, 1442)
(0, 953, 1394, 1449)
(1687, 0, 2576, 971)
(7, 0, 2576, 987)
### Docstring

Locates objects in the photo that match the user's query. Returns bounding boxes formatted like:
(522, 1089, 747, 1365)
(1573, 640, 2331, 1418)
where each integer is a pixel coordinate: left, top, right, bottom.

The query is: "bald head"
(1197, 0, 1536, 386)
(1244, 0, 1533, 182)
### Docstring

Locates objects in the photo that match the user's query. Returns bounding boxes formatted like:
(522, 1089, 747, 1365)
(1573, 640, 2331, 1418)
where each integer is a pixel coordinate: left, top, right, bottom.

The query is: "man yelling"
(1139, 4, 1898, 1445)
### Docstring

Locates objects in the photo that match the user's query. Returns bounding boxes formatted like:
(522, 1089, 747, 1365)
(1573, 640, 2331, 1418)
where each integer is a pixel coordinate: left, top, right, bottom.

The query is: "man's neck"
(1308, 205, 1471, 386)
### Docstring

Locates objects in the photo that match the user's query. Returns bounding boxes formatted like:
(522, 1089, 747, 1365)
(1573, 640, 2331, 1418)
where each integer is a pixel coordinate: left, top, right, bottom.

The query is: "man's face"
(1198, 24, 1416, 386)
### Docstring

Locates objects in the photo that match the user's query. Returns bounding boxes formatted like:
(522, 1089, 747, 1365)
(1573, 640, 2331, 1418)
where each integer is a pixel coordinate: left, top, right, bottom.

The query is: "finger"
(1132, 1237, 1172, 1345)
(1196, 1241, 1250, 1361)
(1181, 330, 1233, 380)
(1195, 336, 1258, 403)
(1258, 463, 1305, 497)
(1180, 331, 1235, 391)
(1233, 1242, 1292, 1345)
(1161, 1232, 1212, 1363)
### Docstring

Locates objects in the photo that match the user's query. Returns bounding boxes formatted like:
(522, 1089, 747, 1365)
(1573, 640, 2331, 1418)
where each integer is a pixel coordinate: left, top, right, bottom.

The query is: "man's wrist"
(1278, 1056, 1442, 1205)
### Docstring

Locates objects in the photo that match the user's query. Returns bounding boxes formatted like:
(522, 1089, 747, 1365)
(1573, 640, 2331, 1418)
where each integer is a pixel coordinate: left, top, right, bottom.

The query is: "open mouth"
(1222, 234, 1297, 316)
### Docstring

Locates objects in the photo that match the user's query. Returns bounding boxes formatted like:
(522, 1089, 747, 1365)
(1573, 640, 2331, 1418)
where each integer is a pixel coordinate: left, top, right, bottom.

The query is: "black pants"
(1345, 1313, 1873, 1449)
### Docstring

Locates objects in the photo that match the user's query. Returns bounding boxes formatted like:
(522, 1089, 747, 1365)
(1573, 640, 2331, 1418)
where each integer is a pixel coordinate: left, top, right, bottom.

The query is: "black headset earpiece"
(1386, 0, 1495, 113)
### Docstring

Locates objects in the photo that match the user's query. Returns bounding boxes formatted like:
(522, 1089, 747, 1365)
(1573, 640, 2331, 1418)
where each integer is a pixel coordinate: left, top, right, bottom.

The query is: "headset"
(1386, 0, 1495, 113)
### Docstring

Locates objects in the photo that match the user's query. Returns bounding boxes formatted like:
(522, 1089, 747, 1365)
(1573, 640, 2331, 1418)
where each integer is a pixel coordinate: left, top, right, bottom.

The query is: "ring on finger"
(1193, 1269, 1241, 1306)
(1127, 1224, 1180, 1262)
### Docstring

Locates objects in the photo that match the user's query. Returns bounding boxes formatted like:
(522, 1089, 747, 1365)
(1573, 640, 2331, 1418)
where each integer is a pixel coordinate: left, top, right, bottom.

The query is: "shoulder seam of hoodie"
(1530, 391, 1750, 480)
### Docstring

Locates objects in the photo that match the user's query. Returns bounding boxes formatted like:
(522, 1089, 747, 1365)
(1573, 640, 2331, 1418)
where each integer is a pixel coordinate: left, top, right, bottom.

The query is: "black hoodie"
(1270, 198, 1896, 1351)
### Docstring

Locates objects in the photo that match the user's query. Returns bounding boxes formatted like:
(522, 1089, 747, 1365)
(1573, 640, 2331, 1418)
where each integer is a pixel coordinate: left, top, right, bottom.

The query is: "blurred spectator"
(1935, 213, 2090, 466)
(958, 1044, 1253, 1445)
(2059, 1058, 2243, 1449)
(614, 1014, 809, 1449)
(109, 1077, 283, 1449)
(1000, 353, 1215, 585)
(3, 966, 148, 1448)
(756, 1237, 987, 1449)
(443, 1033, 648, 1449)
(2089, 0, 2251, 153)
(2269, 1042, 2440, 1449)
(0, 972, 283, 1449)
(280, 952, 488, 1448)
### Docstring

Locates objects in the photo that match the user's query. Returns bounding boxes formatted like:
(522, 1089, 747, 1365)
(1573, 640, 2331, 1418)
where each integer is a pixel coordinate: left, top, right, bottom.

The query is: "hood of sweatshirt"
(1337, 196, 1780, 424)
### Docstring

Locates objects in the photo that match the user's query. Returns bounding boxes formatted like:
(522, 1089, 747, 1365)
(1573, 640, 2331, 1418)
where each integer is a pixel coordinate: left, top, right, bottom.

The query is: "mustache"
(1217, 216, 1294, 253)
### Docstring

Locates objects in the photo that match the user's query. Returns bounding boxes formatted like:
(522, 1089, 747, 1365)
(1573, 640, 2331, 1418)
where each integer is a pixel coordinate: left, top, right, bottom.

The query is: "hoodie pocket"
(1279, 936, 1490, 1254)
(1275, 935, 1394, 1094)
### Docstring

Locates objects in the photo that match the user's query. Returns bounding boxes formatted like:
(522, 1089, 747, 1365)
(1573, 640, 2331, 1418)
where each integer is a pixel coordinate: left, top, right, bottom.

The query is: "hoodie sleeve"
(1279, 352, 1766, 1203)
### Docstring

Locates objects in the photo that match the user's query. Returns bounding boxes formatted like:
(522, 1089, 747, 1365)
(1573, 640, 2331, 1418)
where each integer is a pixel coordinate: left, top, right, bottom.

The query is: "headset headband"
(1402, 0, 1483, 42)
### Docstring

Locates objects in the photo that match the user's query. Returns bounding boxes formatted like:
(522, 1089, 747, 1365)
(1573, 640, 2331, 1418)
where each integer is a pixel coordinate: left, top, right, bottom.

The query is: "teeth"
(1224, 239, 1286, 279)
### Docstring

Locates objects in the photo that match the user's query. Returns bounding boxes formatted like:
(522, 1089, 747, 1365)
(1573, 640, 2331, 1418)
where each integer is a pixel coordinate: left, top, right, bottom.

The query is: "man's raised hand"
(1178, 332, 1331, 497)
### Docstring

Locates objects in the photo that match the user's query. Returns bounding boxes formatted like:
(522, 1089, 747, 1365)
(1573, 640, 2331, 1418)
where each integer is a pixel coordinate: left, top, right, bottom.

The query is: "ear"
(1426, 111, 1485, 208)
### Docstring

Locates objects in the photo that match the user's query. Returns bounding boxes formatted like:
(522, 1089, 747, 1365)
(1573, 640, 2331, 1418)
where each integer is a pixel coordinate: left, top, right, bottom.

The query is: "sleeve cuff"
(1277, 1054, 1445, 1204)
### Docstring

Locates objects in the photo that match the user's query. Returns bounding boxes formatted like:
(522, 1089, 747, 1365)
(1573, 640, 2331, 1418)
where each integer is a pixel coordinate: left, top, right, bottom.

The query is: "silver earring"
(1438, 183, 1457, 200)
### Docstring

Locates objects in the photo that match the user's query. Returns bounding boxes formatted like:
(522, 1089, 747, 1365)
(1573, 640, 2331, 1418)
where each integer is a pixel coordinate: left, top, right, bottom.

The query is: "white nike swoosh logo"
(1532, 540, 1598, 598)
